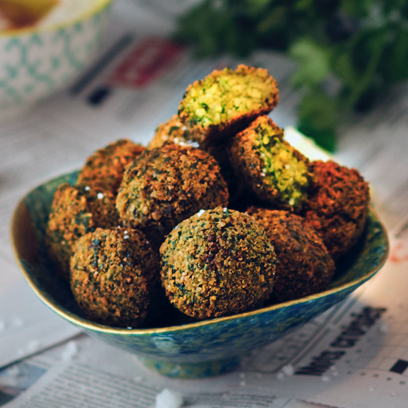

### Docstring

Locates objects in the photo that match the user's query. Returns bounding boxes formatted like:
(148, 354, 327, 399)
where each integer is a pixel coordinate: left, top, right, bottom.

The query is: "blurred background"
(141, 0, 408, 151)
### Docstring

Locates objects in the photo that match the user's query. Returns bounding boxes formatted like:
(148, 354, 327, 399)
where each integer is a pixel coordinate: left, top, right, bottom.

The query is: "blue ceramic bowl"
(11, 170, 389, 378)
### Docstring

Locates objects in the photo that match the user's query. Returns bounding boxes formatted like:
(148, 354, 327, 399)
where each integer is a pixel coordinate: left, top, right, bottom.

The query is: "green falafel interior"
(179, 66, 277, 128)
(254, 120, 311, 209)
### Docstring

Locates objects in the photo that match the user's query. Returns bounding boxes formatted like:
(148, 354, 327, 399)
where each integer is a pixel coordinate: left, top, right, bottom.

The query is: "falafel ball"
(116, 143, 229, 246)
(247, 207, 335, 303)
(148, 115, 197, 149)
(178, 65, 279, 147)
(304, 160, 370, 260)
(46, 183, 119, 281)
(77, 139, 145, 195)
(70, 227, 161, 328)
(229, 116, 311, 212)
(160, 207, 277, 320)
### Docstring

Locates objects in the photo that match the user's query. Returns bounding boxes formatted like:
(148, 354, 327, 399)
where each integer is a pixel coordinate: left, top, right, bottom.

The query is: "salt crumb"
(379, 323, 389, 333)
(26, 340, 40, 353)
(196, 209, 206, 217)
(155, 389, 183, 408)
(282, 364, 294, 376)
(134, 376, 144, 383)
(97, 192, 104, 199)
(124, 235, 129, 239)
(85, 186, 90, 191)
(7, 365, 20, 377)
(240, 381, 246, 387)
(321, 375, 331, 382)
(223, 207, 228, 213)
(13, 318, 24, 328)
(277, 372, 285, 380)
(61, 341, 78, 361)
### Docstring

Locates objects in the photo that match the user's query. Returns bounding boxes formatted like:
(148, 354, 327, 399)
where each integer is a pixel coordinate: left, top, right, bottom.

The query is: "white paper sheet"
(1, 1, 408, 407)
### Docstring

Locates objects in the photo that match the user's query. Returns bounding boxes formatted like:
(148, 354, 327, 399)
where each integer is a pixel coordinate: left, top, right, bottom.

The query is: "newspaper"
(1, 0, 408, 407)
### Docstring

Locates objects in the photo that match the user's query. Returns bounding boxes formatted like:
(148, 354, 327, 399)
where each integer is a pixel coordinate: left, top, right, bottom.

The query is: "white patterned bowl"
(0, 0, 113, 119)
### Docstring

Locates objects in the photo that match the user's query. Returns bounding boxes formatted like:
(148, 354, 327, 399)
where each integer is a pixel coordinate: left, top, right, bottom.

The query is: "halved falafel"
(247, 207, 335, 303)
(229, 116, 312, 211)
(178, 65, 279, 147)
(160, 207, 277, 320)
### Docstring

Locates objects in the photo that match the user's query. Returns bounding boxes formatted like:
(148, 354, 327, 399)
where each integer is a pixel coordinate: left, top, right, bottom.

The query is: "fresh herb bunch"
(173, 0, 408, 151)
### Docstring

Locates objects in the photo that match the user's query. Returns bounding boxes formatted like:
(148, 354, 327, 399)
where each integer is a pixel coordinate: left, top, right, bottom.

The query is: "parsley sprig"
(173, 0, 408, 151)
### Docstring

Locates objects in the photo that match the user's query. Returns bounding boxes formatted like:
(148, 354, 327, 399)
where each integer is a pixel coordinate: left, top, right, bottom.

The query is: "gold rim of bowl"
(11, 187, 389, 336)
(0, 0, 113, 37)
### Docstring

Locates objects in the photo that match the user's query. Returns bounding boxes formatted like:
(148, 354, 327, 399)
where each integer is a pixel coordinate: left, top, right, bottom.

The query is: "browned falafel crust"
(160, 207, 277, 320)
(46, 184, 119, 281)
(116, 143, 229, 244)
(178, 65, 279, 147)
(304, 160, 370, 260)
(70, 227, 160, 328)
(229, 116, 311, 212)
(77, 139, 145, 195)
(247, 207, 335, 303)
(148, 115, 195, 149)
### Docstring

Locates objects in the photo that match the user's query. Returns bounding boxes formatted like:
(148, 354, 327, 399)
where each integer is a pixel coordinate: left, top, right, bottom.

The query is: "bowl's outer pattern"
(15, 171, 389, 378)
(0, 4, 111, 109)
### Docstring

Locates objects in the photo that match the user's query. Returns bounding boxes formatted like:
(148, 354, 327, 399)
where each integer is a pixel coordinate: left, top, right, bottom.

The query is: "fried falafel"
(304, 160, 370, 260)
(178, 65, 279, 147)
(247, 207, 335, 303)
(160, 207, 277, 320)
(77, 139, 145, 195)
(46, 183, 119, 281)
(148, 115, 197, 149)
(70, 227, 161, 328)
(229, 116, 311, 211)
(116, 143, 229, 246)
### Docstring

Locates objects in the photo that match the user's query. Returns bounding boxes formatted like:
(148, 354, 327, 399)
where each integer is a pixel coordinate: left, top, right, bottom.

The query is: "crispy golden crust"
(247, 207, 335, 303)
(148, 115, 195, 149)
(229, 116, 311, 212)
(178, 65, 279, 147)
(160, 207, 276, 320)
(304, 160, 370, 260)
(77, 139, 145, 195)
(70, 228, 160, 328)
(116, 143, 229, 246)
(46, 184, 119, 281)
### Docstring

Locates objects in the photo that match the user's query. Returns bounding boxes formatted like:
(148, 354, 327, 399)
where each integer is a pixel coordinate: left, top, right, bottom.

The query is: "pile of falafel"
(46, 65, 370, 328)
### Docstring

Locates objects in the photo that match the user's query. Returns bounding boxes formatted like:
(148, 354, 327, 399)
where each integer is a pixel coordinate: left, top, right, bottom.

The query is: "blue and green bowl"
(11, 170, 389, 379)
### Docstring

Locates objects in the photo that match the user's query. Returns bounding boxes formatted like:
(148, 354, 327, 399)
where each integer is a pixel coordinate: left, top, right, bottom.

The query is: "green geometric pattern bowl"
(11, 171, 389, 379)
(0, 0, 113, 117)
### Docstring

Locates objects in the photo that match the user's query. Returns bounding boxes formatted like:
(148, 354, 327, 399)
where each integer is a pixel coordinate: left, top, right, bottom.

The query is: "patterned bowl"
(0, 0, 113, 119)
(11, 170, 389, 379)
